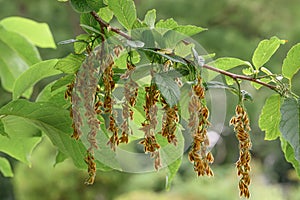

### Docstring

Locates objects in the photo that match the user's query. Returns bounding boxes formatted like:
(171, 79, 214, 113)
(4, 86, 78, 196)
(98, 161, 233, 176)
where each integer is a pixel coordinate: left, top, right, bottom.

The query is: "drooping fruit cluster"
(65, 44, 254, 198)
(102, 55, 119, 151)
(84, 152, 97, 185)
(230, 105, 252, 198)
(160, 97, 178, 145)
(188, 76, 214, 176)
(139, 84, 162, 170)
(119, 62, 139, 144)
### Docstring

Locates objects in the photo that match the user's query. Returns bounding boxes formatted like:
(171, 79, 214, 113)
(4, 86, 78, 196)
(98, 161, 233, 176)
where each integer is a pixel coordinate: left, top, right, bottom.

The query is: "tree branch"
(90, 11, 278, 92)
(90, 11, 132, 40)
(203, 64, 277, 91)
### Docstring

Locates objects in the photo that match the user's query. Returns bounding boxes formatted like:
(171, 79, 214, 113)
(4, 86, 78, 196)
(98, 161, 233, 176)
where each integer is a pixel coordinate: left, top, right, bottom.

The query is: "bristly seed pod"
(230, 104, 252, 198)
(188, 76, 214, 177)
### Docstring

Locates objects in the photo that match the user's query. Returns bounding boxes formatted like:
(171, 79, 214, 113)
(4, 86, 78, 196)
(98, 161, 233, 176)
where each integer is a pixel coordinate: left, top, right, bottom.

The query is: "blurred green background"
(1, 0, 300, 199)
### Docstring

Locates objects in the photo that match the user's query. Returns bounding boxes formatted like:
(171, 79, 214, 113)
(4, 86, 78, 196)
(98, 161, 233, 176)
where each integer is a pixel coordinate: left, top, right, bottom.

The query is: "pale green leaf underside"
(252, 36, 286, 70)
(0, 17, 56, 48)
(13, 59, 60, 100)
(259, 94, 282, 140)
(0, 157, 14, 177)
(280, 97, 300, 161)
(108, 0, 137, 30)
(282, 43, 300, 81)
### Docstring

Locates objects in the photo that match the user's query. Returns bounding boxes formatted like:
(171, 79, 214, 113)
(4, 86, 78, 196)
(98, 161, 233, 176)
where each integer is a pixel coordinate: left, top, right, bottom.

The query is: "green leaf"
(80, 24, 101, 34)
(252, 36, 286, 70)
(36, 82, 71, 109)
(108, 0, 137, 30)
(207, 57, 252, 80)
(205, 81, 236, 91)
(0, 27, 39, 92)
(251, 78, 271, 90)
(154, 72, 180, 107)
(51, 74, 75, 92)
(165, 157, 182, 190)
(242, 67, 254, 76)
(259, 94, 283, 140)
(0, 100, 88, 169)
(156, 127, 183, 189)
(0, 118, 9, 137)
(0, 157, 14, 177)
(0, 115, 42, 166)
(54, 151, 68, 167)
(156, 18, 178, 34)
(178, 83, 191, 121)
(141, 48, 187, 65)
(282, 43, 300, 81)
(163, 25, 206, 48)
(115, 50, 140, 69)
(173, 25, 207, 37)
(13, 59, 60, 100)
(70, 0, 104, 13)
(0, 17, 56, 48)
(74, 34, 90, 54)
(0, 25, 41, 65)
(80, 13, 99, 34)
(98, 6, 114, 22)
(144, 9, 156, 29)
(280, 137, 300, 177)
(55, 54, 85, 74)
(280, 97, 300, 161)
(174, 42, 195, 57)
(225, 76, 235, 85)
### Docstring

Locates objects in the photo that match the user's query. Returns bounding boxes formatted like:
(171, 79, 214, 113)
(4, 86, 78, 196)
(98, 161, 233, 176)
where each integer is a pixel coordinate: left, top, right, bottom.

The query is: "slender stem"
(203, 64, 277, 91)
(90, 11, 132, 40)
(233, 78, 242, 103)
(90, 11, 278, 92)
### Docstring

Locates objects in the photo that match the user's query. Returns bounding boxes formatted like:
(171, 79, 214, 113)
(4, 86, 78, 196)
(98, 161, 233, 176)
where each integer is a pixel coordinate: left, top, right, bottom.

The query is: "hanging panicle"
(188, 76, 214, 177)
(101, 55, 119, 151)
(119, 62, 139, 144)
(160, 97, 178, 145)
(230, 105, 252, 198)
(139, 84, 161, 170)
